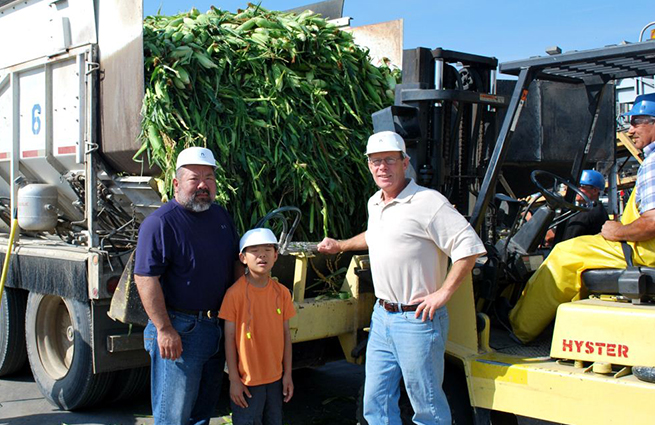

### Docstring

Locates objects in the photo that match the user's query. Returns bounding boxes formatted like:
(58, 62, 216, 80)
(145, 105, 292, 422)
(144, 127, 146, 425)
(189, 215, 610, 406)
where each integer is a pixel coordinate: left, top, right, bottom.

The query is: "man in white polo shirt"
(318, 131, 485, 425)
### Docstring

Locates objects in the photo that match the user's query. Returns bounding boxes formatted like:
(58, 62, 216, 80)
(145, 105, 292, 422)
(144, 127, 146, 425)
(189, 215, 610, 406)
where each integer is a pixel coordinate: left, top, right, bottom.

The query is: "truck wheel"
(105, 366, 150, 404)
(25, 292, 114, 410)
(0, 287, 28, 376)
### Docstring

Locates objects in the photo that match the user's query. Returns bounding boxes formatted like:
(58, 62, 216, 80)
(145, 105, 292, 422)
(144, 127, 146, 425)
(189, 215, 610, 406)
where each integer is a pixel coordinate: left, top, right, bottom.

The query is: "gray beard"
(179, 192, 212, 212)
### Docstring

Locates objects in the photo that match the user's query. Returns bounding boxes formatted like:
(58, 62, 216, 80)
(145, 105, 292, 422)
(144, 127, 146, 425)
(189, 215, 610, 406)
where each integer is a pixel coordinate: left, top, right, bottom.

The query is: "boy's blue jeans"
(363, 301, 451, 425)
(144, 311, 223, 425)
(230, 379, 284, 425)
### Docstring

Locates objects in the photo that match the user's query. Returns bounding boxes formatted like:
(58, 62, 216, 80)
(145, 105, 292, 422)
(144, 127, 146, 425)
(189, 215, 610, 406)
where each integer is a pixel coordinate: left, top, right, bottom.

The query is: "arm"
(601, 209, 655, 242)
(225, 320, 251, 408)
(411, 254, 480, 321)
(282, 320, 294, 402)
(317, 232, 367, 254)
(134, 275, 182, 360)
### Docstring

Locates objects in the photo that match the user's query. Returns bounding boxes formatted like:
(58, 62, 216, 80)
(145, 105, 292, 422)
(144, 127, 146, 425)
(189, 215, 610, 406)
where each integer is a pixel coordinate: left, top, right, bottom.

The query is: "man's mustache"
(193, 189, 210, 198)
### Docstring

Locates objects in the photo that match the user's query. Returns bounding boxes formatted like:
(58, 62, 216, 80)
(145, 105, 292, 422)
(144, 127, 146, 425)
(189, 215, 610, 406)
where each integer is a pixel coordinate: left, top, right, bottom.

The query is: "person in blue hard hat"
(509, 93, 655, 343)
(544, 169, 609, 246)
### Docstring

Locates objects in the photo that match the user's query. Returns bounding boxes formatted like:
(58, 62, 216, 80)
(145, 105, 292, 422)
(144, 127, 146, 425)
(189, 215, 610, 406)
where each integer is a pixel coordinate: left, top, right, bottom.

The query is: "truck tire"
(25, 292, 114, 410)
(0, 287, 28, 376)
(105, 366, 150, 404)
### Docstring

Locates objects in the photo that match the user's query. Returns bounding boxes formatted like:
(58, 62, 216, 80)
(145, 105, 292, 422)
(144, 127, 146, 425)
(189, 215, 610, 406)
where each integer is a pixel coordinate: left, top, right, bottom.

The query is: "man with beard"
(135, 147, 240, 424)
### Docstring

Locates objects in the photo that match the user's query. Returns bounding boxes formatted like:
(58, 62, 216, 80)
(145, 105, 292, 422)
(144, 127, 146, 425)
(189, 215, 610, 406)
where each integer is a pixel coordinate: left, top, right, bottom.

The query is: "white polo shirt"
(365, 179, 486, 305)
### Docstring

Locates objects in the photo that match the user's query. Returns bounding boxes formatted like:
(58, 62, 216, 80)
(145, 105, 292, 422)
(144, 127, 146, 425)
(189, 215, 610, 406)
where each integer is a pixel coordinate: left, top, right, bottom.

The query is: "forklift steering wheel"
(530, 170, 593, 213)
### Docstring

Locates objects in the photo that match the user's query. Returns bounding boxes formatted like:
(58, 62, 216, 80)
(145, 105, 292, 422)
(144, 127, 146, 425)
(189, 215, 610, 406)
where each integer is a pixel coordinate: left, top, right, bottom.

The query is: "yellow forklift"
(352, 41, 655, 424)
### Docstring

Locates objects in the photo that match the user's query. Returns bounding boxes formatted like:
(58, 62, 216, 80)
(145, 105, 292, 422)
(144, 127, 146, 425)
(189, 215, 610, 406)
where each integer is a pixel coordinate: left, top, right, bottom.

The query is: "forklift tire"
(444, 364, 475, 425)
(25, 292, 115, 410)
(633, 366, 655, 383)
(0, 287, 28, 376)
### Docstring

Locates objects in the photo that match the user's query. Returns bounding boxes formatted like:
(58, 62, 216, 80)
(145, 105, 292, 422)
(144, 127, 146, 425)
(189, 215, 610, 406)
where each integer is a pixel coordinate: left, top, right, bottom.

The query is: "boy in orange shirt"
(219, 228, 296, 424)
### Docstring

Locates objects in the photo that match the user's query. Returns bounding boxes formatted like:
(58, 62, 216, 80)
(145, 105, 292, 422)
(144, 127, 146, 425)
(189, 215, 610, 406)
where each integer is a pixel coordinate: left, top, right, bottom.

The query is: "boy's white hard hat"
(176, 147, 217, 170)
(240, 228, 279, 253)
(365, 131, 410, 158)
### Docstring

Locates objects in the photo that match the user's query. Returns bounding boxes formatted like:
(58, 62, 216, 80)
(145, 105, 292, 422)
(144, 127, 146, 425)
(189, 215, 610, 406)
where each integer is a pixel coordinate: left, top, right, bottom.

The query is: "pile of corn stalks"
(139, 4, 398, 239)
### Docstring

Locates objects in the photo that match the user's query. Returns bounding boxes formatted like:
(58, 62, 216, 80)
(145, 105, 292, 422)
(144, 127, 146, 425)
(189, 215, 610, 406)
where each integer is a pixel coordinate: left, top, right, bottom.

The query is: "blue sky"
(143, 0, 653, 74)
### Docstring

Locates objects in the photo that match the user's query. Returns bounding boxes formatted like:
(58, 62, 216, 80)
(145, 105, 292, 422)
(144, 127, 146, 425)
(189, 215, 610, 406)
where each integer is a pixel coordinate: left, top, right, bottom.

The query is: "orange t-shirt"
(219, 276, 296, 386)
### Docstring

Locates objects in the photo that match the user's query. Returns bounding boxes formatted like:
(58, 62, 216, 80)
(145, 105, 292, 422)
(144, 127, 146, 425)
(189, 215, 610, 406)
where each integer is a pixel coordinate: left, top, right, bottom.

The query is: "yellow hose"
(0, 218, 19, 303)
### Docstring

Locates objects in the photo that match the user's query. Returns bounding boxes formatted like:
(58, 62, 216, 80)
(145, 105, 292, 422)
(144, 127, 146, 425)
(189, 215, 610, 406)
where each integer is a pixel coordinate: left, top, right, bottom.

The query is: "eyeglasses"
(630, 116, 655, 127)
(368, 156, 403, 167)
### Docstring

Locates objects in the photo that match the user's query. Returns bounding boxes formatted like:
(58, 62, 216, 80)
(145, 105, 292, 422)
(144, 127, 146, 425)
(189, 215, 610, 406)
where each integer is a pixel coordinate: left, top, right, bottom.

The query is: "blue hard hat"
(580, 170, 605, 190)
(623, 93, 655, 117)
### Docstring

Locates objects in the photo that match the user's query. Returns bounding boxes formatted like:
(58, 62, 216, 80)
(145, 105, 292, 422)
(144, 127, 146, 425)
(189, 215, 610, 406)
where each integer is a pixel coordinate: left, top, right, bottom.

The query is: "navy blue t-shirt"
(134, 199, 239, 311)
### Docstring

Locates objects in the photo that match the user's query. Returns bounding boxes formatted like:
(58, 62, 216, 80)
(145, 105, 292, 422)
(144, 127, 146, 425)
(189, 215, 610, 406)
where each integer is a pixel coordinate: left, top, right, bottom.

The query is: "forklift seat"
(582, 267, 655, 301)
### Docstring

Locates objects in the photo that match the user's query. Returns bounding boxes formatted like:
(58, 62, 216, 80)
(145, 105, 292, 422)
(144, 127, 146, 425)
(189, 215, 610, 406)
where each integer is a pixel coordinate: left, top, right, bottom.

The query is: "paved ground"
(0, 360, 364, 425)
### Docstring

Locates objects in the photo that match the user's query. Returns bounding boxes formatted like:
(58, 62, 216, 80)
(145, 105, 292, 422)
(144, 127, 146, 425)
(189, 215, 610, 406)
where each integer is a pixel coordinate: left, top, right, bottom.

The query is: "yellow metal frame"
(286, 254, 375, 365)
(464, 350, 655, 424)
(551, 299, 655, 367)
(444, 279, 655, 424)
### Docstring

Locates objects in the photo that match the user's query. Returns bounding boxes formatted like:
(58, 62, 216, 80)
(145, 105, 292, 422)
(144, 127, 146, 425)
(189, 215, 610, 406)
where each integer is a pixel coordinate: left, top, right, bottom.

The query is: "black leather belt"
(378, 299, 419, 313)
(169, 307, 219, 319)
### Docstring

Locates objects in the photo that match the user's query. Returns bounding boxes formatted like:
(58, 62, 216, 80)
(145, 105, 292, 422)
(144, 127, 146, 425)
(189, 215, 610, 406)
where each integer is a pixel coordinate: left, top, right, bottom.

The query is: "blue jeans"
(144, 311, 224, 425)
(230, 379, 284, 425)
(363, 301, 450, 425)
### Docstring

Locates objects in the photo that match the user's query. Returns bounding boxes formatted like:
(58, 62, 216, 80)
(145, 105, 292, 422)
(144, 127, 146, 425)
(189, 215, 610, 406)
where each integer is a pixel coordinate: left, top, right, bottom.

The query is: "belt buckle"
(381, 299, 399, 312)
(206, 310, 218, 319)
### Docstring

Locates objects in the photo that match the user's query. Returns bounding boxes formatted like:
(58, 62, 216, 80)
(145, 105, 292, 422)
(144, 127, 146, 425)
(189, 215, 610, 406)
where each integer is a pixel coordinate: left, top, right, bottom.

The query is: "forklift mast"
(373, 48, 507, 217)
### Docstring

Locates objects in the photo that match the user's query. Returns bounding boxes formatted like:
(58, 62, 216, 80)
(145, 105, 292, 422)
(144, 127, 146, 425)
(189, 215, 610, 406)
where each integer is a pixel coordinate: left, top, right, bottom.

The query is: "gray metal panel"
(0, 0, 97, 69)
(96, 0, 148, 175)
(284, 0, 344, 19)
(498, 80, 615, 165)
(494, 79, 615, 197)
(343, 19, 403, 69)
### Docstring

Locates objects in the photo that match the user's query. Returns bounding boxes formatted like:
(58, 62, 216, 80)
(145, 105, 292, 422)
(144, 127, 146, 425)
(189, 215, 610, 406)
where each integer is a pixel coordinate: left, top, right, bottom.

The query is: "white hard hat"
(365, 131, 410, 158)
(176, 147, 217, 170)
(239, 228, 279, 253)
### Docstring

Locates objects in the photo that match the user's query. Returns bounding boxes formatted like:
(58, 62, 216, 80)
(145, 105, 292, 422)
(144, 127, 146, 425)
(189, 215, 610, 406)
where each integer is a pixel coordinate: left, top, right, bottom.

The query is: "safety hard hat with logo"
(623, 93, 655, 118)
(580, 170, 605, 190)
(239, 228, 279, 253)
(365, 131, 411, 158)
(176, 147, 217, 170)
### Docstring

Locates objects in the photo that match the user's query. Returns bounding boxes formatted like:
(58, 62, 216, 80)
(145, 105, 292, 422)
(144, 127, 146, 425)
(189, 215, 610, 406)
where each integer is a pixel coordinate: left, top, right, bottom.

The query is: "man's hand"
(601, 220, 624, 241)
(230, 378, 252, 408)
(157, 326, 182, 360)
(412, 288, 452, 321)
(282, 372, 294, 402)
(317, 232, 367, 253)
(317, 238, 341, 254)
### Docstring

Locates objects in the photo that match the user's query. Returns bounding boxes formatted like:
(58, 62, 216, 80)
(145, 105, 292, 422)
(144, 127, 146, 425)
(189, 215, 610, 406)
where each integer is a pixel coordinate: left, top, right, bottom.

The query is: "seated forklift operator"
(509, 93, 655, 343)
(543, 170, 609, 247)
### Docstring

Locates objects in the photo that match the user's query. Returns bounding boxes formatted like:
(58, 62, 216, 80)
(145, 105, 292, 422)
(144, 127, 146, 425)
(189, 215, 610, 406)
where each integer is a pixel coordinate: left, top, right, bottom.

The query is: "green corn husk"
(139, 4, 400, 239)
